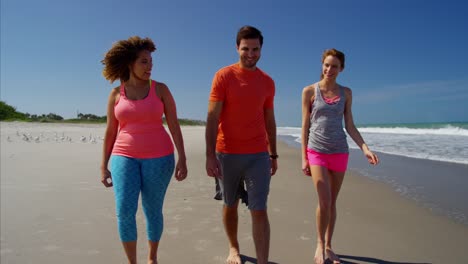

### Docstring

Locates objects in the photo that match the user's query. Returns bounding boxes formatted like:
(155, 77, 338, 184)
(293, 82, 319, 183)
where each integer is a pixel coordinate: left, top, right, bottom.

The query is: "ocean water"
(278, 122, 468, 165)
(277, 122, 468, 225)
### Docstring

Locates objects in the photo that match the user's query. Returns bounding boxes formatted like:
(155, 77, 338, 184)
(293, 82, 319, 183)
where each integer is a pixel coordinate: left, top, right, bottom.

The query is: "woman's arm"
(159, 82, 187, 181)
(343, 87, 379, 165)
(301, 85, 314, 176)
(100, 87, 120, 187)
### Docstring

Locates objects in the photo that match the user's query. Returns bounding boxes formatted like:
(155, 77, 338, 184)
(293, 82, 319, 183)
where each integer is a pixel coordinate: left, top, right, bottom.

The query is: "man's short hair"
(236, 26, 263, 46)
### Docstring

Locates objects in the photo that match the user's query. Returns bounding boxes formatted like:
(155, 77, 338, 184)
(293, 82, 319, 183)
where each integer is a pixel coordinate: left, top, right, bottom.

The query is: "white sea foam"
(357, 126, 468, 137)
(277, 125, 468, 165)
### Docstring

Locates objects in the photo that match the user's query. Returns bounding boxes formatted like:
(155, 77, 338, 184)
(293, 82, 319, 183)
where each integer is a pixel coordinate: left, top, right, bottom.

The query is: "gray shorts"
(214, 152, 271, 210)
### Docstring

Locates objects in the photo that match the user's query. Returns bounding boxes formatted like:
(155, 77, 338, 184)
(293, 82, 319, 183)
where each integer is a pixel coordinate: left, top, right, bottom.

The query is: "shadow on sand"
(338, 254, 431, 264)
(238, 254, 430, 264)
(240, 254, 279, 264)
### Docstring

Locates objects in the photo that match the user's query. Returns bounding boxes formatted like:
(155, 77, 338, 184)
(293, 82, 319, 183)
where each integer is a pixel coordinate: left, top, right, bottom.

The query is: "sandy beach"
(1, 122, 467, 263)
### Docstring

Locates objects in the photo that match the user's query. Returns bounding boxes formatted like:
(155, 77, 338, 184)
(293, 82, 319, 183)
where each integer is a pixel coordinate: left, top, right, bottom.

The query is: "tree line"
(0, 101, 105, 122)
(0, 101, 205, 125)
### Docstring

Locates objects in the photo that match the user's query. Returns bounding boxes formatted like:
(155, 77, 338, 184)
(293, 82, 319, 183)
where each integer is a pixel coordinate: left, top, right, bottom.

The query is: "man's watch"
(269, 154, 279, 159)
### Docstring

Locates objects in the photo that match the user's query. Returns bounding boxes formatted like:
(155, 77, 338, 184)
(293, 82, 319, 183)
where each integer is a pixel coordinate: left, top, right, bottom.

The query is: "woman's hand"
(364, 149, 379, 165)
(175, 158, 188, 181)
(302, 159, 311, 176)
(101, 168, 113, 187)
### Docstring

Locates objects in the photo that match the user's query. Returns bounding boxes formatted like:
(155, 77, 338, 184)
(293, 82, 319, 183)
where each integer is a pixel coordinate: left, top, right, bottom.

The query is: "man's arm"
(205, 101, 223, 177)
(264, 108, 278, 175)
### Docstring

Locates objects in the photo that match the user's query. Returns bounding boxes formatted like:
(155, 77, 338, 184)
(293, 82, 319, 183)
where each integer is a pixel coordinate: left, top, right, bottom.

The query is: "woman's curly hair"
(102, 36, 156, 83)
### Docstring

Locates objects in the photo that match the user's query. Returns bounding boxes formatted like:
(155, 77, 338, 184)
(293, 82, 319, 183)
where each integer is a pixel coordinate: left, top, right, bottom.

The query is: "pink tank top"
(112, 80, 174, 159)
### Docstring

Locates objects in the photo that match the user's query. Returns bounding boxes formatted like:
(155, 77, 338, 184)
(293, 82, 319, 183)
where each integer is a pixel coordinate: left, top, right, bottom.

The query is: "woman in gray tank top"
(300, 49, 379, 264)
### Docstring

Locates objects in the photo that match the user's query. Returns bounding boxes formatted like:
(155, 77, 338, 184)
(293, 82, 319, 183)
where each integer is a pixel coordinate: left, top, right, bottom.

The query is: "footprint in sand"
(76, 220, 91, 225)
(166, 227, 179, 235)
(182, 206, 193, 212)
(200, 218, 212, 225)
(213, 255, 224, 262)
(44, 245, 60, 251)
(299, 233, 311, 240)
(87, 249, 100, 255)
(241, 234, 253, 241)
(173, 214, 182, 222)
(0, 248, 13, 255)
(194, 239, 210, 251)
(211, 226, 221, 233)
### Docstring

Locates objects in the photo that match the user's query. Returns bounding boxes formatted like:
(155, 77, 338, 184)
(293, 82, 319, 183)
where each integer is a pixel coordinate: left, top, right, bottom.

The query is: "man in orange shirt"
(205, 25, 278, 264)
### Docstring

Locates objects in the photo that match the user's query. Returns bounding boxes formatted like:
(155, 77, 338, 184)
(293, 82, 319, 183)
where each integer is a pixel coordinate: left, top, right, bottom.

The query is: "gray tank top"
(307, 83, 349, 153)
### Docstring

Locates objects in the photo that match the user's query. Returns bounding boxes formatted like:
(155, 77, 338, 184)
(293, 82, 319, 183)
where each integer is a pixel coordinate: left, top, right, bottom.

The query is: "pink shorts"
(307, 148, 349, 172)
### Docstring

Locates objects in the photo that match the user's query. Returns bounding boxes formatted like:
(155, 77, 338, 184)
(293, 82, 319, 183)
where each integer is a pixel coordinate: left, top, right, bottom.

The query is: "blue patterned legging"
(110, 154, 174, 242)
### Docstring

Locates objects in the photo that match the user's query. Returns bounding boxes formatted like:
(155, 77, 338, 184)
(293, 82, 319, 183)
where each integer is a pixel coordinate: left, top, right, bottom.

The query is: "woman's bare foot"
(314, 244, 325, 264)
(326, 247, 341, 264)
(226, 247, 241, 264)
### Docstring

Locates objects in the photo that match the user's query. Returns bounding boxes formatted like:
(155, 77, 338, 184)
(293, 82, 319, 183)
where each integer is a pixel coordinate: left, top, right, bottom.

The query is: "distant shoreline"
(0, 118, 207, 126)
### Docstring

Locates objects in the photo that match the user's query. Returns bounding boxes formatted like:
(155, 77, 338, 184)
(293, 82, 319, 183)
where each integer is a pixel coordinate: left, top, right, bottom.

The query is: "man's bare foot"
(226, 247, 241, 264)
(314, 244, 325, 264)
(326, 248, 341, 264)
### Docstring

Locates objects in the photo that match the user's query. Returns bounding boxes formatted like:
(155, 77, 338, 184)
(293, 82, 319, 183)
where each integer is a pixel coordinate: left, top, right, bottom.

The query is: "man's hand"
(206, 156, 222, 178)
(270, 158, 278, 176)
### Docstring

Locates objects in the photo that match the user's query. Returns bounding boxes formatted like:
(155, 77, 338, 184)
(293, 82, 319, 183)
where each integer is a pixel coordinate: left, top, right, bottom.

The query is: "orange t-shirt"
(209, 63, 275, 154)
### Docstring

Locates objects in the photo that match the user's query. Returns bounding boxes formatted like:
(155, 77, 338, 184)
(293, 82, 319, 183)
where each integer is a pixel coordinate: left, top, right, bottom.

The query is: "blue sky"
(1, 0, 467, 126)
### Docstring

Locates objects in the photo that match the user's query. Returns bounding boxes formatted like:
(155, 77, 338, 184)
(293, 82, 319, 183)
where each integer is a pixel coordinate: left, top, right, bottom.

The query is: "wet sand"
(1, 122, 467, 263)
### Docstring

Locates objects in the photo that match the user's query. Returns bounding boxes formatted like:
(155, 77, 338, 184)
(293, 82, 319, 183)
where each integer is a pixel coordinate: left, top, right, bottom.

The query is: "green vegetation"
(0, 101, 205, 125)
(171, 118, 205, 126)
(0, 101, 28, 120)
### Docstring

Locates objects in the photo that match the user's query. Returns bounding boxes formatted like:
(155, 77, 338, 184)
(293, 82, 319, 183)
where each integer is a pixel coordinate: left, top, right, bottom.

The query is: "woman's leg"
(325, 170, 345, 263)
(140, 154, 175, 264)
(147, 241, 159, 264)
(310, 165, 332, 264)
(110, 155, 142, 264)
